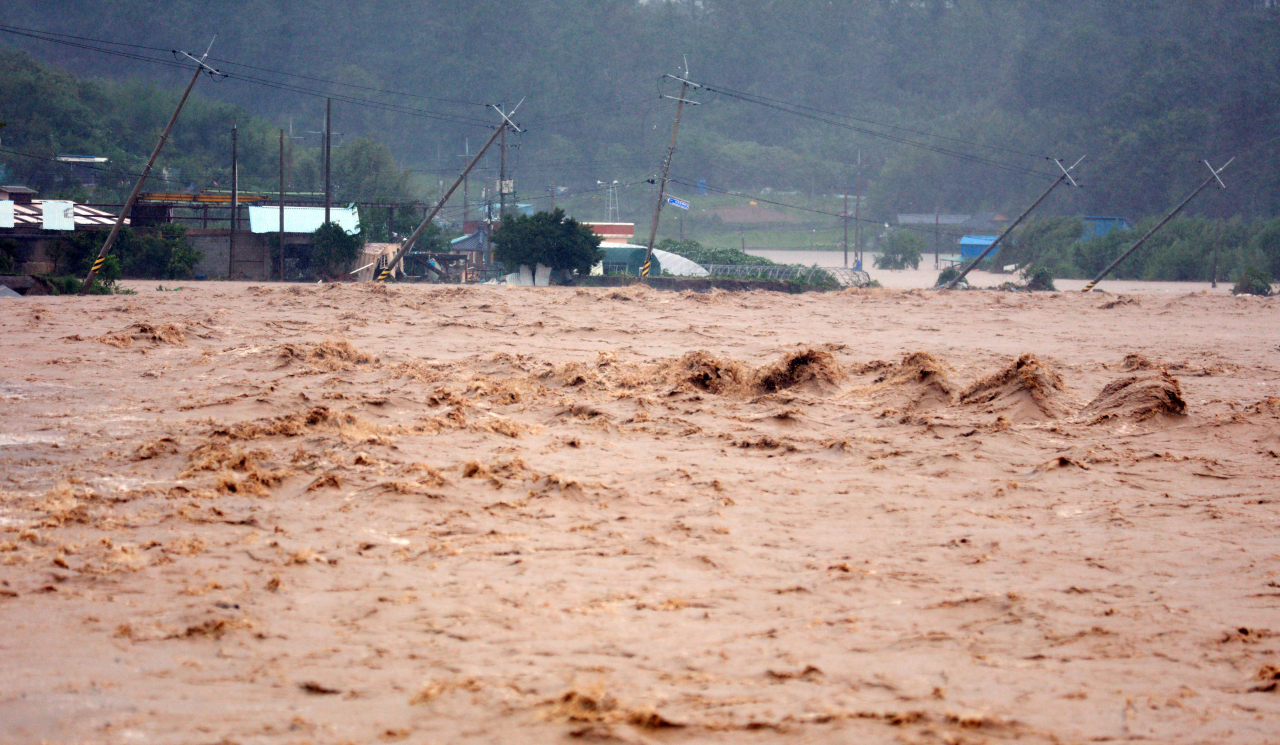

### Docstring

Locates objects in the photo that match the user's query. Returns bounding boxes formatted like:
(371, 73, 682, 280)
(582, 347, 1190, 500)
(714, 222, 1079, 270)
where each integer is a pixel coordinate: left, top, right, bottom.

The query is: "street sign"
(667, 196, 690, 210)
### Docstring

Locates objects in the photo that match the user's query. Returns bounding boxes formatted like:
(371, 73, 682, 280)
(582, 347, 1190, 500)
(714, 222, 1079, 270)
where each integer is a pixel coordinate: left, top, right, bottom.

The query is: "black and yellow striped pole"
(372, 103, 521, 282)
(1082, 159, 1232, 293)
(80, 43, 221, 294)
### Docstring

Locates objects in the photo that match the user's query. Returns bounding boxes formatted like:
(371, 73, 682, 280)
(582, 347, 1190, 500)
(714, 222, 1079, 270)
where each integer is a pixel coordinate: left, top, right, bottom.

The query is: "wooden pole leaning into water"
(943, 157, 1082, 290)
(1082, 159, 1232, 293)
(80, 42, 221, 293)
(642, 73, 699, 280)
(373, 103, 523, 282)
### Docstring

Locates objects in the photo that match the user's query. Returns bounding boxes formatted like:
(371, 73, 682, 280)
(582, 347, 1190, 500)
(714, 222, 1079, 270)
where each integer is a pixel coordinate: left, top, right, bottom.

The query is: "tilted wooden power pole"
(373, 103, 523, 282)
(944, 157, 1083, 290)
(1082, 159, 1232, 292)
(642, 69, 700, 279)
(80, 41, 221, 293)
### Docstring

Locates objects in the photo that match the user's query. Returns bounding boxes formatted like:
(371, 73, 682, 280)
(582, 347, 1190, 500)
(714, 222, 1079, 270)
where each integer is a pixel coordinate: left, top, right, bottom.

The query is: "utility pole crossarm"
(1081, 158, 1232, 293)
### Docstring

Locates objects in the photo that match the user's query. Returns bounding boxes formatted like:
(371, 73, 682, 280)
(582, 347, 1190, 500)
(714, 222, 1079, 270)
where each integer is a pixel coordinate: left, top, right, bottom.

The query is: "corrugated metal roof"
(449, 230, 490, 253)
(247, 205, 360, 234)
(898, 214, 971, 225)
(0, 200, 124, 230)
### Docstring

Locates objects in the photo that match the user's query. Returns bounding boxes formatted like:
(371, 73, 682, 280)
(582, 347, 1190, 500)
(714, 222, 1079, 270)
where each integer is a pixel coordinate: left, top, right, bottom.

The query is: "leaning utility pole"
(324, 98, 332, 226)
(642, 69, 700, 279)
(80, 40, 221, 293)
(228, 123, 238, 277)
(944, 156, 1084, 290)
(1082, 159, 1232, 292)
(374, 102, 523, 282)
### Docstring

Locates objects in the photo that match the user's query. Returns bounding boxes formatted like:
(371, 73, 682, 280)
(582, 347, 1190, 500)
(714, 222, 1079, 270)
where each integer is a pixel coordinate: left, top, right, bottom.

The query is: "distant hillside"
(1, 1, 1278, 221)
(0, 50, 412, 205)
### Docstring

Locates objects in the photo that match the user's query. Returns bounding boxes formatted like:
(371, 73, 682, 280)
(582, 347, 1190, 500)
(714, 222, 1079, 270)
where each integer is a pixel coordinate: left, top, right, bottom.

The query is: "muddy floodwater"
(1, 280, 1278, 744)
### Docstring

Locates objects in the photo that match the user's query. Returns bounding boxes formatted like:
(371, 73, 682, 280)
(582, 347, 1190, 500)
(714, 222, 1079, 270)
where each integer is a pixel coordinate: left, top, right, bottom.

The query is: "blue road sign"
(667, 196, 690, 210)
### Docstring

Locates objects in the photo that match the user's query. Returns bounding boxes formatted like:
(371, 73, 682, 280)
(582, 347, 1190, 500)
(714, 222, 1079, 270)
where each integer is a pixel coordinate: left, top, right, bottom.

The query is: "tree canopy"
(2, 1, 1280, 223)
(309, 222, 363, 279)
(875, 230, 924, 270)
(0, 50, 415, 204)
(492, 209, 602, 275)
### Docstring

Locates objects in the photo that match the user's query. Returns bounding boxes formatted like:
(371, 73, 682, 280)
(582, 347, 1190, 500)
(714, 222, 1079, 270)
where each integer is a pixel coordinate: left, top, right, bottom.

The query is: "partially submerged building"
(0, 185, 122, 274)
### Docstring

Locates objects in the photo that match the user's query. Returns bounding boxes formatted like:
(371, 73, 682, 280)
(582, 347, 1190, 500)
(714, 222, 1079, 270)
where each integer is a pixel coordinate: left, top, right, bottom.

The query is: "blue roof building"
(959, 235, 998, 259)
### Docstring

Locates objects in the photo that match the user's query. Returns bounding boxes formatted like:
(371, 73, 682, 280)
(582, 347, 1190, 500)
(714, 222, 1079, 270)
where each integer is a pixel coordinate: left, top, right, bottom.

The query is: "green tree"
(1248, 218, 1280, 280)
(1006, 217, 1084, 277)
(875, 230, 924, 270)
(309, 222, 362, 279)
(492, 209, 602, 275)
(118, 224, 202, 279)
(1233, 266, 1273, 297)
(0, 238, 18, 274)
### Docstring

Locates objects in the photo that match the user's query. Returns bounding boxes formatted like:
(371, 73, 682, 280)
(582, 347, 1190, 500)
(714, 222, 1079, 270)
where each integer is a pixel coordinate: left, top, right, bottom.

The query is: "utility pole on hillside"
(458, 139, 472, 224)
(499, 122, 507, 222)
(843, 170, 849, 268)
(278, 129, 285, 281)
(934, 209, 940, 270)
(642, 65, 701, 279)
(80, 40, 222, 292)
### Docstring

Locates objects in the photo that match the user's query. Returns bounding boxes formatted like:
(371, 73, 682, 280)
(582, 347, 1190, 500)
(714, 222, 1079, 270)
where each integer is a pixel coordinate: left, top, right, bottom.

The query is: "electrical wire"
(701, 87, 1059, 180)
(695, 79, 1050, 160)
(0, 24, 496, 129)
(0, 144, 191, 186)
(669, 176, 972, 240)
(522, 96, 661, 128)
(0, 22, 490, 108)
(206, 57, 488, 108)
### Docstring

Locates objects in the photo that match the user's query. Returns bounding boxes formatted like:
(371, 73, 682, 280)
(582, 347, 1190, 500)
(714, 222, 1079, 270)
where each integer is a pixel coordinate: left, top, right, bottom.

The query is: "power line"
(696, 79, 1050, 160)
(669, 176, 973, 240)
(0, 25, 495, 129)
(0, 23, 170, 52)
(522, 97, 661, 127)
(0, 145, 191, 186)
(217, 70, 494, 127)
(0, 22, 489, 108)
(0, 24, 189, 70)
(701, 85, 1058, 180)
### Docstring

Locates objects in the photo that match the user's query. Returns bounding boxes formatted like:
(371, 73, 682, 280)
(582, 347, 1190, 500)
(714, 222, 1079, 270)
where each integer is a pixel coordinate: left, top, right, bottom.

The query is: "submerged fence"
(699, 264, 871, 287)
